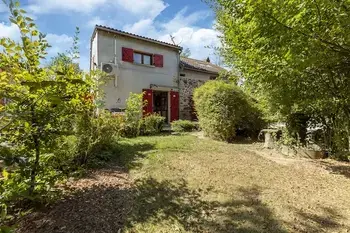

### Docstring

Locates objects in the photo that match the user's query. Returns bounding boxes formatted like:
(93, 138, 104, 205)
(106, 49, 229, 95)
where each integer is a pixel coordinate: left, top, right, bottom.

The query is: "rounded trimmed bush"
(194, 80, 262, 142)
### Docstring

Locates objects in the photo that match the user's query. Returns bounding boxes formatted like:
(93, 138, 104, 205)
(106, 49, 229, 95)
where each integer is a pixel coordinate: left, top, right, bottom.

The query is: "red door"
(170, 91, 179, 122)
(143, 89, 153, 116)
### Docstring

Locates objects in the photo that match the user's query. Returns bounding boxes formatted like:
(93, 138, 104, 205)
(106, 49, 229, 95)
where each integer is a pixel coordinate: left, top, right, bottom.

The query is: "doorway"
(153, 91, 168, 123)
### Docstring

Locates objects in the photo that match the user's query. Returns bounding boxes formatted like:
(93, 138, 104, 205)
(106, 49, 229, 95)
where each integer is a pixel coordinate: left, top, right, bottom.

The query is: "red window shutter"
(143, 89, 153, 116)
(170, 91, 179, 122)
(122, 47, 134, 62)
(153, 54, 163, 67)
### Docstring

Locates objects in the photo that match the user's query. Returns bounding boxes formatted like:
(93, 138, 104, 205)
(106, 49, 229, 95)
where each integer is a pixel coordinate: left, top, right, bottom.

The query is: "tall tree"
(209, 0, 350, 151)
(0, 0, 97, 199)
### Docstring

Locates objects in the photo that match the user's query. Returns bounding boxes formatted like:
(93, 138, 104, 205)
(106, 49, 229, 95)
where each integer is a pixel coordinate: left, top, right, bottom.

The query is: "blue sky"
(0, 0, 221, 70)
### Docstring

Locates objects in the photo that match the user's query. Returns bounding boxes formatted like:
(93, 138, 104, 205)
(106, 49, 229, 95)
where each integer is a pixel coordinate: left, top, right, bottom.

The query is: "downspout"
(177, 48, 182, 120)
(114, 36, 117, 65)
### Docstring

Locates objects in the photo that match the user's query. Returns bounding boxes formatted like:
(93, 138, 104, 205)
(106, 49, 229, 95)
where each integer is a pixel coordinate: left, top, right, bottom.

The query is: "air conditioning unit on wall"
(101, 62, 120, 88)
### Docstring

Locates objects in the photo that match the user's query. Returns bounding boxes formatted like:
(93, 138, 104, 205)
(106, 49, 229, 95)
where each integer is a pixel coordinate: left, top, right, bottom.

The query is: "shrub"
(124, 93, 144, 137)
(141, 114, 165, 135)
(75, 110, 121, 165)
(194, 80, 264, 142)
(171, 120, 198, 132)
(236, 99, 267, 140)
(52, 135, 78, 172)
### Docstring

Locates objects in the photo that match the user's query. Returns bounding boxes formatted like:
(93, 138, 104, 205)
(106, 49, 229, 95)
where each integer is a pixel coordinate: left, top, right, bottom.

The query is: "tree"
(0, 0, 97, 202)
(48, 27, 81, 73)
(209, 0, 350, 153)
(206, 57, 211, 63)
(181, 48, 191, 58)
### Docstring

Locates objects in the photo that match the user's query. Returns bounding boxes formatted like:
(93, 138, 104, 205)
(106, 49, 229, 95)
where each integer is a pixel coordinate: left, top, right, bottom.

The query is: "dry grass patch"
(16, 135, 350, 233)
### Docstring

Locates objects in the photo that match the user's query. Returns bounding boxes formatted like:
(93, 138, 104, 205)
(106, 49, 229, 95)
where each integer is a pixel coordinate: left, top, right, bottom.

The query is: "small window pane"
(133, 53, 142, 64)
(143, 55, 151, 65)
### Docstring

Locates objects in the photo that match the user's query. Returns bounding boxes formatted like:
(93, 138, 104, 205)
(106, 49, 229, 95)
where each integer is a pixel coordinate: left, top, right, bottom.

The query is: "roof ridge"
(180, 56, 225, 69)
(95, 25, 182, 50)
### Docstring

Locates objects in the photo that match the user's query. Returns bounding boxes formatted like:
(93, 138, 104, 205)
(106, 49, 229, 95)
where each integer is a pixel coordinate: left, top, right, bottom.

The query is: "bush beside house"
(141, 114, 166, 135)
(194, 80, 265, 142)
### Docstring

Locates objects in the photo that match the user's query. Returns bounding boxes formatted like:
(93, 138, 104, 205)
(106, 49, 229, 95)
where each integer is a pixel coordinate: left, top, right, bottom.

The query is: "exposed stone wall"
(179, 77, 206, 120)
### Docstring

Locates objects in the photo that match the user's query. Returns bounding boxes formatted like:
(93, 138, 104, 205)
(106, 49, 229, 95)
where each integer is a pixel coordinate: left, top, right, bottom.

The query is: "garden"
(1, 0, 350, 232)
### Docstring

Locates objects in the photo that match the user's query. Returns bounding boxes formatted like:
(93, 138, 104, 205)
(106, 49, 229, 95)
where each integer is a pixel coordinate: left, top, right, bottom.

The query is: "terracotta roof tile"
(180, 57, 226, 74)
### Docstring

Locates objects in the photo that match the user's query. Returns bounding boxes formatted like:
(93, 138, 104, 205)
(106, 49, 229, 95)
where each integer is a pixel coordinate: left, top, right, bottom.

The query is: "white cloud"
(87, 16, 107, 28)
(160, 7, 211, 32)
(28, 0, 107, 14)
(114, 0, 168, 19)
(46, 33, 74, 55)
(159, 27, 221, 62)
(0, 24, 73, 60)
(123, 19, 156, 36)
(122, 7, 220, 64)
(28, 0, 167, 18)
(0, 22, 20, 40)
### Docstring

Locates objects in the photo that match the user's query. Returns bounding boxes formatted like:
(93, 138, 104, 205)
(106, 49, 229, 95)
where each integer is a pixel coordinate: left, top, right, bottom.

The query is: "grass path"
(18, 135, 350, 233)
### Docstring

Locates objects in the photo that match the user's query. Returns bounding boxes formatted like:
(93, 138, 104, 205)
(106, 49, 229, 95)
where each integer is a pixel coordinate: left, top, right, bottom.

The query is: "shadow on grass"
(317, 161, 350, 179)
(17, 176, 347, 233)
(113, 140, 156, 171)
(128, 181, 288, 233)
(285, 206, 344, 233)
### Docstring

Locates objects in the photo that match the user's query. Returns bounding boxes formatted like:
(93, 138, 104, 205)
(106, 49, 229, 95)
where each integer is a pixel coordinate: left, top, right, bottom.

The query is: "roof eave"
(95, 26, 183, 51)
(183, 67, 220, 75)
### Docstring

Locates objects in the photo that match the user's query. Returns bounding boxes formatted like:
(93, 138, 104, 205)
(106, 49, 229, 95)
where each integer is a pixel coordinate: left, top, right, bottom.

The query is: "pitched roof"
(180, 57, 226, 75)
(94, 25, 182, 51)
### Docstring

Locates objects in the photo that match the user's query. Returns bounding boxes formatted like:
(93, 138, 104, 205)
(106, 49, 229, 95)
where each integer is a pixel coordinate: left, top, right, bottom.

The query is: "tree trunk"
(28, 105, 40, 196)
(29, 134, 40, 195)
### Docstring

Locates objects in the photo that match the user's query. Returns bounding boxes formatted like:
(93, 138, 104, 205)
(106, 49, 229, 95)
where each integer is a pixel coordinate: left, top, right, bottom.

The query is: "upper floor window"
(134, 52, 152, 65)
(122, 47, 163, 67)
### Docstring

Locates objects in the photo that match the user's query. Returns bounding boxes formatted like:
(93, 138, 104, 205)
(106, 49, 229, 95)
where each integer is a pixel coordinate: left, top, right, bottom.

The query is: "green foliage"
(194, 81, 264, 142)
(124, 93, 144, 137)
(141, 114, 165, 135)
(209, 0, 350, 152)
(171, 120, 198, 133)
(0, 0, 109, 225)
(74, 110, 121, 165)
(236, 100, 267, 139)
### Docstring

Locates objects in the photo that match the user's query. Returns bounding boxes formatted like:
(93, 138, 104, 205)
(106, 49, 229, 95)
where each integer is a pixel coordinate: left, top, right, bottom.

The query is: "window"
(133, 52, 152, 65)
(180, 73, 186, 77)
(143, 55, 151, 65)
(133, 53, 142, 64)
(210, 76, 217, 80)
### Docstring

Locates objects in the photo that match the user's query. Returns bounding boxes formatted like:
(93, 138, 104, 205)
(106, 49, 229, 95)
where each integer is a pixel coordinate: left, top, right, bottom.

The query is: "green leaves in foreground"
(210, 0, 350, 152)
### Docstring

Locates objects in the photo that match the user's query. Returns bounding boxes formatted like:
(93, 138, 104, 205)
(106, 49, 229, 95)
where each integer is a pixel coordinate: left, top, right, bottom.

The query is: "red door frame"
(170, 90, 179, 122)
(143, 89, 179, 123)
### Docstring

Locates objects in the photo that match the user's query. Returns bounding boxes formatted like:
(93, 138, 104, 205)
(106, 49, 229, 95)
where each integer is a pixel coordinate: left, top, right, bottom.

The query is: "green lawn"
(18, 134, 350, 233)
(118, 135, 350, 233)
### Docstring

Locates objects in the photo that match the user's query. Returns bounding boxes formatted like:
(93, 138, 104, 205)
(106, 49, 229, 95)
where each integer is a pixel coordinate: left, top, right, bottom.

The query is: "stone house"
(90, 25, 225, 123)
(179, 57, 226, 120)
